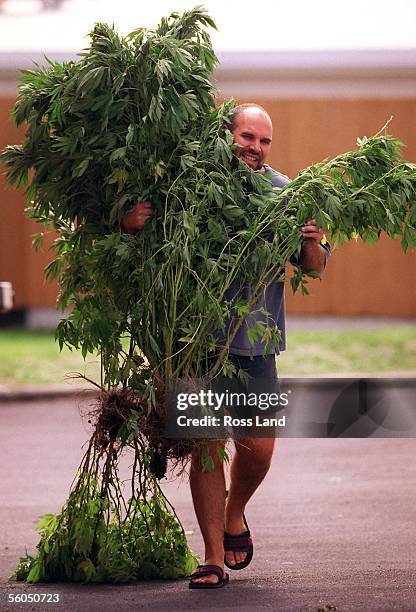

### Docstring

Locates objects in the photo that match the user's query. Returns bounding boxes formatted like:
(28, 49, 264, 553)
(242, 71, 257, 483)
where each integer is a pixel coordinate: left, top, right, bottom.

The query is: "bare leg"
(189, 440, 227, 585)
(225, 436, 275, 566)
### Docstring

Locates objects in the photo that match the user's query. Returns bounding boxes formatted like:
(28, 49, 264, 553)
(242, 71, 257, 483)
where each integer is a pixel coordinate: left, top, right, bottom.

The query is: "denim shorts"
(228, 353, 278, 380)
(200, 353, 281, 436)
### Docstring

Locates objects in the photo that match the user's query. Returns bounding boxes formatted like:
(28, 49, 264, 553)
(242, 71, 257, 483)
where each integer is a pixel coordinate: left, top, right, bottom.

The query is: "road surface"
(0, 397, 415, 611)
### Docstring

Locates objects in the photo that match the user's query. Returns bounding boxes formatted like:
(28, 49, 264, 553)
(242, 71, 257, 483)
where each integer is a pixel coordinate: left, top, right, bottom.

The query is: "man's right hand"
(121, 201, 154, 235)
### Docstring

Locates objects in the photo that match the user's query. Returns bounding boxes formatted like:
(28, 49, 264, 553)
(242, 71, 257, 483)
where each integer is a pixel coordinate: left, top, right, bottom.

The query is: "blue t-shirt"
(226, 165, 290, 356)
(222, 165, 330, 357)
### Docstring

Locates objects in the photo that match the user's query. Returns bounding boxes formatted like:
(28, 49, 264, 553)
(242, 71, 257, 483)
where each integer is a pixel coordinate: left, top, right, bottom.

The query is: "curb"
(0, 385, 98, 402)
(1, 372, 415, 402)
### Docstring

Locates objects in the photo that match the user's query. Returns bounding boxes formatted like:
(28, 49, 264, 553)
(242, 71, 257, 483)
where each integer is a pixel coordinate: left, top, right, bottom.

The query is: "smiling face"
(231, 107, 273, 171)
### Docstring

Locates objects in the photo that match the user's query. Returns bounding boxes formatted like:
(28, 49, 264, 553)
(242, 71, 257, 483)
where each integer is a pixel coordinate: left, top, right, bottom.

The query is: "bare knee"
(234, 437, 275, 470)
(191, 439, 227, 473)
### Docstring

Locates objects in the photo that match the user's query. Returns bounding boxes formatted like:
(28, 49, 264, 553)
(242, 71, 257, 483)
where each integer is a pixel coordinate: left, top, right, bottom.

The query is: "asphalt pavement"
(0, 396, 415, 611)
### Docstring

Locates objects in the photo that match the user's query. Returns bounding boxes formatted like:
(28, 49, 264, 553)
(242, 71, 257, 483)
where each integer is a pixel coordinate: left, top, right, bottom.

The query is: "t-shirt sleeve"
(264, 166, 331, 266)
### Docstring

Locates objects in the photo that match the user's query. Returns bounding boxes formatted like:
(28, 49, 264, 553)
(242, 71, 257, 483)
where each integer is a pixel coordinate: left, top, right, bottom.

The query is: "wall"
(252, 98, 416, 316)
(1, 95, 415, 315)
(0, 97, 59, 309)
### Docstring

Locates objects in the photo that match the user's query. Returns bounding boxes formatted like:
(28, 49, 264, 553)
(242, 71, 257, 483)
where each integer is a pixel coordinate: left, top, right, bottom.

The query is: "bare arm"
(299, 219, 327, 275)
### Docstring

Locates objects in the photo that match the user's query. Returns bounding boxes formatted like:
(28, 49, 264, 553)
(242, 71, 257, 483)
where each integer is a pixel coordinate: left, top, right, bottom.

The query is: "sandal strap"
(224, 531, 253, 551)
(190, 564, 224, 581)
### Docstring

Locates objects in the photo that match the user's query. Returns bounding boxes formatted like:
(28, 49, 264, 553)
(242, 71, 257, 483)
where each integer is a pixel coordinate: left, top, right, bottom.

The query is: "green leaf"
(107, 167, 128, 192)
(26, 560, 42, 583)
(325, 194, 342, 219)
(110, 147, 126, 163)
(125, 124, 135, 147)
(32, 232, 44, 251)
(223, 204, 244, 221)
(216, 445, 229, 464)
(76, 559, 97, 582)
(182, 212, 197, 238)
(290, 272, 302, 293)
(77, 66, 107, 93)
(72, 158, 91, 178)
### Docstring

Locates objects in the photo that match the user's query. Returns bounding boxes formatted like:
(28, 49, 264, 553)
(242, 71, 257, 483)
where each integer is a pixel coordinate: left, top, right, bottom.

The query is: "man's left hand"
(299, 218, 326, 274)
(301, 219, 324, 244)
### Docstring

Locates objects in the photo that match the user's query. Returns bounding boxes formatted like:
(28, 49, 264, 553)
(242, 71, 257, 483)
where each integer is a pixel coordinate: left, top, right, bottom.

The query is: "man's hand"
(299, 218, 326, 274)
(301, 218, 324, 244)
(122, 201, 154, 235)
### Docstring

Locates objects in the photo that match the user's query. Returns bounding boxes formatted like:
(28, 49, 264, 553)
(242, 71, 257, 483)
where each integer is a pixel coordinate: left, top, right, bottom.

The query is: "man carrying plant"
(122, 104, 329, 588)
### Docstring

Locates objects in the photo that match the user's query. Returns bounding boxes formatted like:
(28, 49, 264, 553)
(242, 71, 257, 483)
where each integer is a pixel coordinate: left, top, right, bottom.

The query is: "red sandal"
(224, 490, 254, 570)
(224, 515, 253, 570)
(189, 564, 230, 589)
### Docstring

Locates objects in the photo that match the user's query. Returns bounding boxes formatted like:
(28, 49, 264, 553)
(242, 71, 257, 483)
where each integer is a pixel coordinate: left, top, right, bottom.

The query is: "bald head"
(228, 104, 273, 171)
(228, 103, 272, 132)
